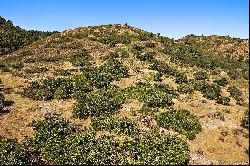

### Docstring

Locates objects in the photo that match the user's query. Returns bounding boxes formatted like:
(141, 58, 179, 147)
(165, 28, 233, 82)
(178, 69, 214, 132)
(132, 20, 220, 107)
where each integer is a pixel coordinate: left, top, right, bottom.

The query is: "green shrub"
(160, 36, 173, 45)
(71, 75, 92, 99)
(156, 109, 202, 139)
(192, 80, 209, 91)
(82, 59, 128, 88)
(100, 59, 128, 80)
(136, 52, 155, 62)
(214, 77, 228, 87)
(73, 88, 123, 119)
(22, 76, 93, 101)
(22, 78, 72, 100)
(138, 31, 154, 41)
(69, 49, 92, 68)
(84, 68, 113, 88)
(24, 113, 190, 165)
(227, 86, 243, 105)
(23, 59, 128, 100)
(138, 105, 159, 116)
(194, 71, 208, 80)
(91, 115, 139, 136)
(22, 81, 54, 100)
(122, 134, 189, 165)
(149, 60, 177, 76)
(178, 84, 194, 94)
(27, 114, 87, 165)
(215, 96, 230, 105)
(175, 72, 188, 84)
(121, 50, 129, 58)
(123, 83, 178, 108)
(201, 84, 221, 100)
(0, 137, 30, 165)
(54, 81, 74, 99)
(170, 45, 249, 78)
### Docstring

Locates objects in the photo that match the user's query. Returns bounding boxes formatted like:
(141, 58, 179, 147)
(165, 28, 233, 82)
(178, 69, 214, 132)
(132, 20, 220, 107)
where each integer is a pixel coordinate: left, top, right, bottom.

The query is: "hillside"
(0, 18, 249, 165)
(0, 16, 57, 56)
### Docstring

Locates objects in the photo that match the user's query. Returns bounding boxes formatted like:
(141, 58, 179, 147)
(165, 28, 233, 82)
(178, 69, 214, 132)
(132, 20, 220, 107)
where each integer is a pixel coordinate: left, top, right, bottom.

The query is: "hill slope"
(0, 19, 249, 165)
(0, 16, 57, 56)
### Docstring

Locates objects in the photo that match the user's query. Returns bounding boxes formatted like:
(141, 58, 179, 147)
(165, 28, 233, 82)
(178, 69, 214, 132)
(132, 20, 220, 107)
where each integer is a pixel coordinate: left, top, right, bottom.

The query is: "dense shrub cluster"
(83, 68, 113, 89)
(149, 60, 177, 77)
(160, 36, 173, 45)
(121, 134, 189, 165)
(192, 80, 231, 105)
(83, 59, 128, 88)
(178, 84, 194, 94)
(69, 49, 93, 68)
(192, 80, 209, 91)
(138, 105, 159, 116)
(213, 77, 228, 87)
(22, 78, 76, 100)
(170, 45, 249, 80)
(176, 45, 249, 79)
(0, 137, 30, 165)
(99, 59, 129, 80)
(28, 114, 127, 165)
(175, 72, 188, 84)
(137, 53, 186, 84)
(201, 83, 221, 100)
(73, 87, 123, 119)
(22, 75, 94, 101)
(156, 109, 202, 139)
(136, 52, 155, 62)
(194, 71, 208, 80)
(215, 96, 230, 106)
(19, 113, 190, 165)
(0, 16, 56, 56)
(123, 82, 178, 108)
(138, 31, 154, 41)
(22, 58, 128, 100)
(227, 86, 243, 105)
(91, 115, 139, 136)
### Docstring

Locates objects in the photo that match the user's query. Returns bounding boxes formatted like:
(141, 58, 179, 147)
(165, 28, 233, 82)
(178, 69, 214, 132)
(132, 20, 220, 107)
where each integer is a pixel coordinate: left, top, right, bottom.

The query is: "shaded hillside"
(0, 19, 249, 165)
(0, 16, 57, 56)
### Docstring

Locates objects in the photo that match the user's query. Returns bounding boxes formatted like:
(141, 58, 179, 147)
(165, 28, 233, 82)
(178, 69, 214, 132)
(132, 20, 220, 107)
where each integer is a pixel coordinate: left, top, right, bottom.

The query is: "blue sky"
(0, 0, 249, 39)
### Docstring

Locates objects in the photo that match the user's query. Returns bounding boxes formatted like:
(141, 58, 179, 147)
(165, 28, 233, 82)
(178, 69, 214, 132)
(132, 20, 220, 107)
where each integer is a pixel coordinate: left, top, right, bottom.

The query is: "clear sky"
(0, 0, 249, 39)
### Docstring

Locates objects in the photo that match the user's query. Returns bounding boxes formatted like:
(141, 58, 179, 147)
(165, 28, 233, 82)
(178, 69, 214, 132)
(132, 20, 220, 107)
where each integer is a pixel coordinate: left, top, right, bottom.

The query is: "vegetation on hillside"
(0, 17, 249, 165)
(0, 16, 57, 56)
